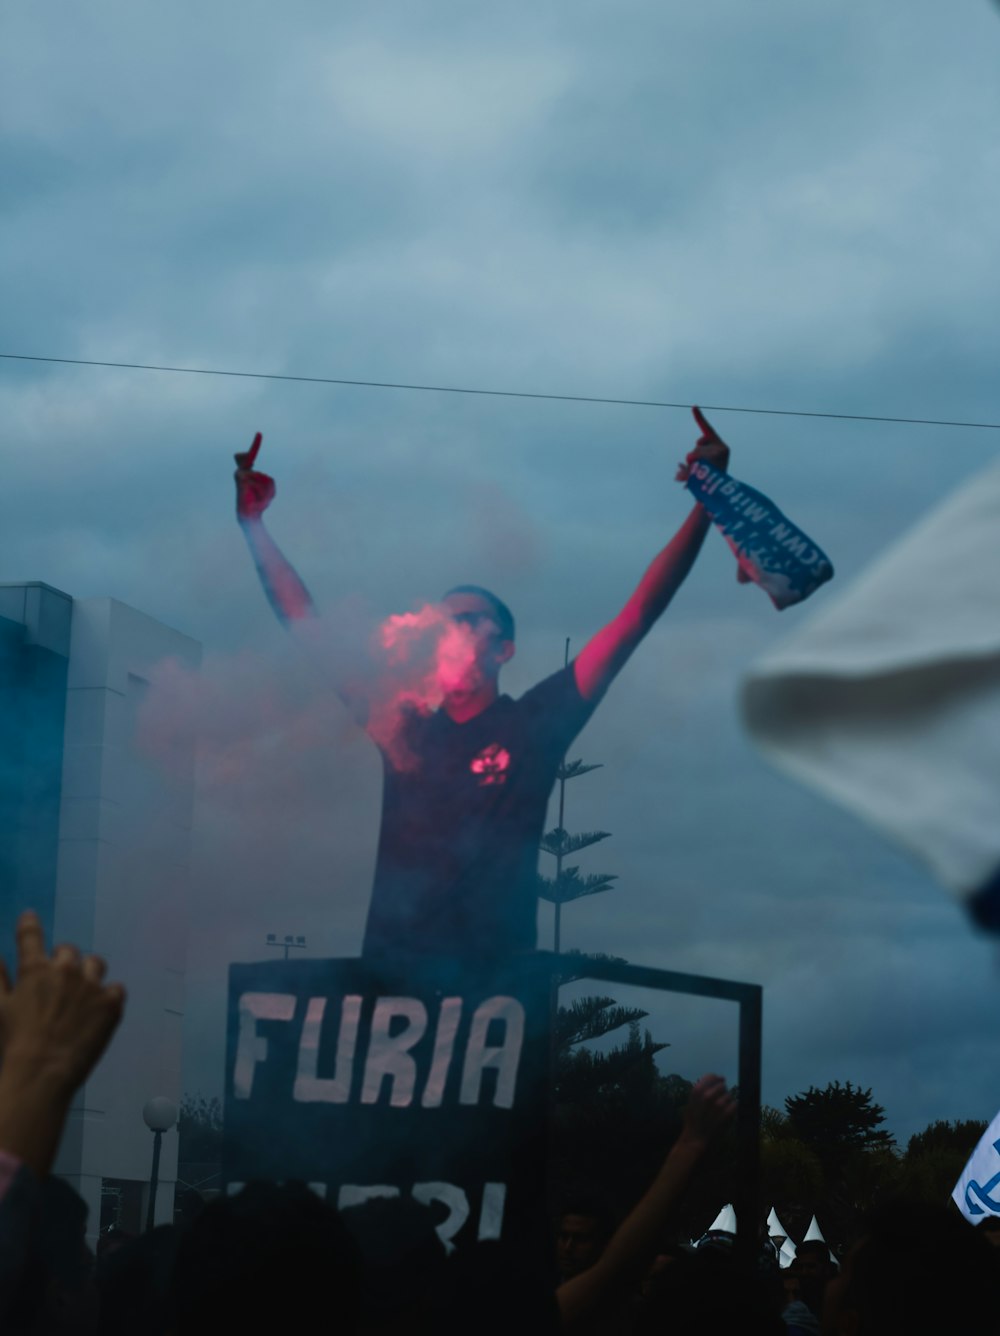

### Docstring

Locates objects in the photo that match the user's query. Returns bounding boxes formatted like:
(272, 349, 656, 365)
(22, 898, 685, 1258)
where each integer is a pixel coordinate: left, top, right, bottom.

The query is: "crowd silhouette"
(2, 911, 998, 1334)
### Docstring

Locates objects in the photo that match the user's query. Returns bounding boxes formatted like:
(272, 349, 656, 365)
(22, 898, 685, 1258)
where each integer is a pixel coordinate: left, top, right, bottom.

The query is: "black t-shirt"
(362, 664, 600, 959)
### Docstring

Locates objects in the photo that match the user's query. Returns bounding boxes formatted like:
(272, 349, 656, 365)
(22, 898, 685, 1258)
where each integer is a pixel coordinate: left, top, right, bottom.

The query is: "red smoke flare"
(367, 606, 486, 768)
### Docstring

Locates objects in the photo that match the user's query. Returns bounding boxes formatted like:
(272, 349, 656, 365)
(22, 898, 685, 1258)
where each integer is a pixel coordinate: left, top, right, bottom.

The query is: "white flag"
(952, 1108, 1000, 1224)
(741, 455, 1000, 931)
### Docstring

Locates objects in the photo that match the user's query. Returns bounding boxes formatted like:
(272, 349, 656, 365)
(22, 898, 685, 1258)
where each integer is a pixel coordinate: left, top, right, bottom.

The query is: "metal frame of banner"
(549, 955, 762, 1263)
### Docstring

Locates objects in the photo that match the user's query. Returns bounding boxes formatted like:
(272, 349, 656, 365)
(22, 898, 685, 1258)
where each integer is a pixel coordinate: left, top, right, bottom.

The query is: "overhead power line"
(1, 351, 998, 431)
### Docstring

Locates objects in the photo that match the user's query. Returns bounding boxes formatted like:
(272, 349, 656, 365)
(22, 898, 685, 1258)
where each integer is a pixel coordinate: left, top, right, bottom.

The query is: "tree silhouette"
(555, 994, 649, 1050)
(905, 1119, 987, 1160)
(553, 953, 663, 1089)
(554, 986, 669, 1105)
(178, 1094, 223, 1163)
(898, 1118, 989, 1206)
(760, 1136, 824, 1221)
(785, 1081, 895, 1161)
(781, 1081, 898, 1237)
(537, 639, 618, 952)
(760, 1104, 792, 1139)
(176, 1093, 224, 1200)
(540, 645, 680, 1214)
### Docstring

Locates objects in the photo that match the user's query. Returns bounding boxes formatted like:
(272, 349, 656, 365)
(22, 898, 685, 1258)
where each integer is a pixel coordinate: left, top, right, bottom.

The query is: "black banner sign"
(223, 954, 552, 1251)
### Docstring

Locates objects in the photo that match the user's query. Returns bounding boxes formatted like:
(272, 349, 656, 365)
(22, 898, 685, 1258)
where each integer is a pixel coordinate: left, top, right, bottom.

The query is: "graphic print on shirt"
(469, 742, 511, 786)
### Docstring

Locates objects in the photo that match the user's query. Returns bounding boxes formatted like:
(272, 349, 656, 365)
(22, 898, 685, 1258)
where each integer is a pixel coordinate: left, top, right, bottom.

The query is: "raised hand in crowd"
(678, 1072, 738, 1148)
(557, 1073, 736, 1331)
(0, 910, 125, 1177)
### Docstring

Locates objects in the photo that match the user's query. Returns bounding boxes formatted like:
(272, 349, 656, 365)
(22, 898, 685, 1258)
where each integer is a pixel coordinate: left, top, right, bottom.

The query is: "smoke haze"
(3, 0, 1000, 1143)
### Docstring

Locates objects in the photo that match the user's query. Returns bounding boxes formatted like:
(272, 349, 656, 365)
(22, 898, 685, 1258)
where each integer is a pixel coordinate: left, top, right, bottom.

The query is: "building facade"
(0, 582, 200, 1236)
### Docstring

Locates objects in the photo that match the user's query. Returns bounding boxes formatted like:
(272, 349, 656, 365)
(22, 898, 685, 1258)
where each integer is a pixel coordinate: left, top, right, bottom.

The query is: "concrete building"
(0, 582, 200, 1236)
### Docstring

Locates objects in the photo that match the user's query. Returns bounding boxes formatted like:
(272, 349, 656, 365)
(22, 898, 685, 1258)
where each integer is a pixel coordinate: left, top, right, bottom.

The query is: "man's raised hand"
(680, 1073, 737, 1148)
(0, 910, 125, 1102)
(234, 431, 277, 522)
(675, 406, 731, 482)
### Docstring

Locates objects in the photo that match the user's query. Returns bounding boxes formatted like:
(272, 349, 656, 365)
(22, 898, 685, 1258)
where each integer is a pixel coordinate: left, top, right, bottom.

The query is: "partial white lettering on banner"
(233, 990, 527, 1108)
(234, 992, 296, 1099)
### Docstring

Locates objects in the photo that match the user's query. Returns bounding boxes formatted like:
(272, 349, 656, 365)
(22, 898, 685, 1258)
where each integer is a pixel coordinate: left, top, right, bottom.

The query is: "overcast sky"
(3, 1, 1000, 1145)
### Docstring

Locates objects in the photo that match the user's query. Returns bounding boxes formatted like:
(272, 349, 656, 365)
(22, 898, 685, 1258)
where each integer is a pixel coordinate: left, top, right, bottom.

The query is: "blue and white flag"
(684, 460, 834, 609)
(742, 456, 1000, 931)
(953, 1108, 1000, 1224)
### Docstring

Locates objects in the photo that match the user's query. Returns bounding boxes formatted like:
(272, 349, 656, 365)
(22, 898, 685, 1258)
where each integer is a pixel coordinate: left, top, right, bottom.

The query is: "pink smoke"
(135, 602, 488, 788)
(367, 604, 484, 769)
(134, 649, 353, 796)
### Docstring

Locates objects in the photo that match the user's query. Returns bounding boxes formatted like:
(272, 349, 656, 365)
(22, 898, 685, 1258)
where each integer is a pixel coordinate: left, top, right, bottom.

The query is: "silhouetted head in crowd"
(436, 1240, 560, 1336)
(95, 1227, 133, 1264)
(641, 1241, 691, 1298)
(635, 1247, 786, 1335)
(790, 1239, 837, 1317)
(96, 1224, 177, 1336)
(339, 1194, 447, 1335)
(821, 1201, 1000, 1335)
(7, 1177, 99, 1336)
(555, 1194, 616, 1281)
(173, 1187, 206, 1229)
(794, 1238, 831, 1266)
(167, 1182, 360, 1336)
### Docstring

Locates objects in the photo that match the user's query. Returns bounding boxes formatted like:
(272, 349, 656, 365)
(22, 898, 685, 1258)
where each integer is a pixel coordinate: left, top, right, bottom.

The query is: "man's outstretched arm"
(556, 1074, 736, 1330)
(235, 433, 318, 624)
(574, 408, 729, 702)
(234, 434, 370, 725)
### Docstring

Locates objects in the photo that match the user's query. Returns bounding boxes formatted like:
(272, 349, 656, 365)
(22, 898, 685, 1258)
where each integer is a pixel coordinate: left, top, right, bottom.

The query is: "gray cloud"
(3, 0, 1000, 1142)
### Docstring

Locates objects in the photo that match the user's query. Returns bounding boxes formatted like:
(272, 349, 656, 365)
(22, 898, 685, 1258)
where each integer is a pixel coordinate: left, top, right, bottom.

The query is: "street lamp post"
(143, 1096, 177, 1231)
(265, 932, 307, 961)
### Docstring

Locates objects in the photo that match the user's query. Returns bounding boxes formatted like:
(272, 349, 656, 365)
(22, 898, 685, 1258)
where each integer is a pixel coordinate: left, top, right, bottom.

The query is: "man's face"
(795, 1250, 830, 1281)
(556, 1213, 608, 1280)
(440, 592, 513, 694)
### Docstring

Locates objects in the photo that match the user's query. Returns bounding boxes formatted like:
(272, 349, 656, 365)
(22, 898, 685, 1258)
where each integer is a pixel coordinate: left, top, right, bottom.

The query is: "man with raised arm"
(556, 1073, 737, 1331)
(234, 411, 729, 960)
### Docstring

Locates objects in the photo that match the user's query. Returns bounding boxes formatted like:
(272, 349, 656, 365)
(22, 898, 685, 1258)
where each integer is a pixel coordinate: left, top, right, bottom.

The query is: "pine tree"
(554, 987, 669, 1103)
(784, 1081, 896, 1162)
(541, 642, 676, 1213)
(537, 639, 618, 952)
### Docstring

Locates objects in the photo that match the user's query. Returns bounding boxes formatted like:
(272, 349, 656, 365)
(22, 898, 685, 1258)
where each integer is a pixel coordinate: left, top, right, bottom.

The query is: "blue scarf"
(685, 459, 834, 608)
